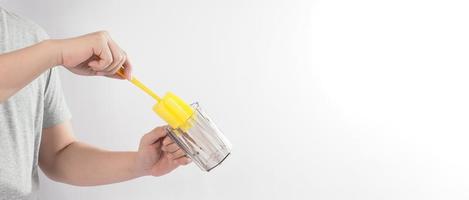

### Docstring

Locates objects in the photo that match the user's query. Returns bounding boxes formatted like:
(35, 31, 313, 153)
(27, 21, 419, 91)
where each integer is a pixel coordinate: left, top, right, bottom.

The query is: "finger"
(162, 143, 179, 153)
(140, 127, 167, 146)
(174, 156, 192, 166)
(101, 52, 124, 79)
(170, 149, 187, 159)
(109, 53, 126, 75)
(98, 47, 122, 76)
(162, 136, 174, 146)
(89, 43, 113, 71)
(102, 41, 124, 73)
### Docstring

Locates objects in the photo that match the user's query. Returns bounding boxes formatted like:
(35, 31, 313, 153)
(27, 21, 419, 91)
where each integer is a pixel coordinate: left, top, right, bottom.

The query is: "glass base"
(206, 152, 231, 172)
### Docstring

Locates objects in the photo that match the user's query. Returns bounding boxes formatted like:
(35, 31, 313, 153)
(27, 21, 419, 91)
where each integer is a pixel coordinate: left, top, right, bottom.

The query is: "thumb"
(141, 127, 167, 146)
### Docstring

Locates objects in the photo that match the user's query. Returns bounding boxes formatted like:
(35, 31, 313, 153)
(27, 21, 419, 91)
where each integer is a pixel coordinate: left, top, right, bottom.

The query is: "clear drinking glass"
(166, 103, 232, 171)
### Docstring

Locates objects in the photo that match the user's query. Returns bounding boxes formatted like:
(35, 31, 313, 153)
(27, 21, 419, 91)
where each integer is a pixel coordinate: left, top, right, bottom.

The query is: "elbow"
(40, 169, 64, 183)
(38, 162, 66, 184)
(0, 90, 13, 103)
(54, 179, 96, 187)
(39, 164, 65, 184)
(0, 94, 7, 104)
(38, 144, 89, 186)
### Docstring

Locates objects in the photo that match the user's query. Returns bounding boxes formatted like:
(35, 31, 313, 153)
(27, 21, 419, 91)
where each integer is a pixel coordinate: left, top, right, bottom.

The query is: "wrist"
(40, 39, 64, 67)
(131, 152, 149, 178)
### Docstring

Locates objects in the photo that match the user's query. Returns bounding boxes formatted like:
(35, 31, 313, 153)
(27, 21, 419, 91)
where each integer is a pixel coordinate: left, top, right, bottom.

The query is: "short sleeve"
(42, 67, 72, 128)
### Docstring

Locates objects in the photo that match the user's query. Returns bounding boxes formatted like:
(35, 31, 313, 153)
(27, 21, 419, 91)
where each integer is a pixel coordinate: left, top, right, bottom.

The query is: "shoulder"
(0, 7, 53, 89)
(0, 7, 50, 44)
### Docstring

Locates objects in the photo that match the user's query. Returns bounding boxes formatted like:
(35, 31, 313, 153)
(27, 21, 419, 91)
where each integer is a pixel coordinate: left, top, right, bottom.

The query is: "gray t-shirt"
(0, 7, 71, 200)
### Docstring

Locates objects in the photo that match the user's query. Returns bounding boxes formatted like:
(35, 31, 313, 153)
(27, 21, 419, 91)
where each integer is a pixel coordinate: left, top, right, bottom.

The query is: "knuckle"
(94, 31, 107, 41)
(155, 126, 165, 133)
(98, 30, 109, 37)
(93, 31, 110, 43)
(142, 132, 152, 140)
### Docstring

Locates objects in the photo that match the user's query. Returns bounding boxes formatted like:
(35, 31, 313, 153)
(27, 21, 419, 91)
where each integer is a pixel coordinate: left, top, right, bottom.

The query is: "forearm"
(0, 40, 60, 102)
(45, 141, 142, 186)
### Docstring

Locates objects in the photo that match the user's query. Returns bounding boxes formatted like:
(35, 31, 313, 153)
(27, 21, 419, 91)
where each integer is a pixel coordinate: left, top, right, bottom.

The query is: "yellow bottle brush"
(117, 69, 194, 131)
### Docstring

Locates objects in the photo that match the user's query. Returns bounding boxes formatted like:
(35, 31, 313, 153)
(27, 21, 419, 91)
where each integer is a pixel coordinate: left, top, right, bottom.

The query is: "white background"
(2, 0, 469, 199)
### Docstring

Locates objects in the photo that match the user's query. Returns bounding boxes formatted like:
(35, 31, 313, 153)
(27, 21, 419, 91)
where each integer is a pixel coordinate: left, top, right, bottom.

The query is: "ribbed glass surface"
(167, 103, 232, 171)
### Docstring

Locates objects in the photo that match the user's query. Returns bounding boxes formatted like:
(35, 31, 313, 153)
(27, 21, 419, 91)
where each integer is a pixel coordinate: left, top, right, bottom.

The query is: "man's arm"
(0, 40, 59, 102)
(39, 121, 191, 186)
(0, 31, 132, 103)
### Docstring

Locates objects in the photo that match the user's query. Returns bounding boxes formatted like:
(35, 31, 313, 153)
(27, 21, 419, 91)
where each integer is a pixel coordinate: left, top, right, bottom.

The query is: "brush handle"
(117, 68, 162, 102)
